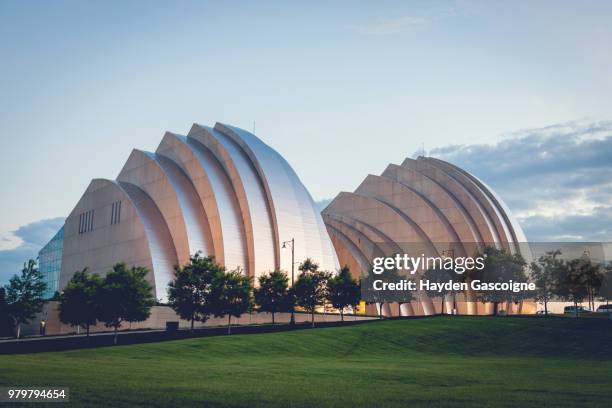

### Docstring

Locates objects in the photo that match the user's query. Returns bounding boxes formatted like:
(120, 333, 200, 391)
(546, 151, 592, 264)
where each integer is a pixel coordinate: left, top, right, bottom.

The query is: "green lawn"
(1, 316, 611, 407)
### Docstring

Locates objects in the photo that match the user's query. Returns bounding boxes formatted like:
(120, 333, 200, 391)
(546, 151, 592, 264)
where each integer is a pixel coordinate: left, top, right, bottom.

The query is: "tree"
(208, 269, 253, 335)
(563, 259, 588, 315)
(468, 247, 527, 315)
(599, 265, 612, 306)
(362, 266, 407, 318)
(254, 269, 290, 324)
(327, 266, 360, 321)
(293, 267, 330, 327)
(530, 250, 564, 315)
(96, 263, 155, 344)
(0, 288, 14, 337)
(563, 257, 603, 313)
(4, 259, 46, 338)
(298, 258, 319, 274)
(167, 253, 221, 331)
(580, 260, 604, 311)
(59, 268, 102, 337)
(422, 267, 462, 315)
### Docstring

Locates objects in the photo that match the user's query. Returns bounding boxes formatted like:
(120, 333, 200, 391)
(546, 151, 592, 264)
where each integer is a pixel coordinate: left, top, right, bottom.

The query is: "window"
(111, 201, 122, 225)
(78, 209, 94, 234)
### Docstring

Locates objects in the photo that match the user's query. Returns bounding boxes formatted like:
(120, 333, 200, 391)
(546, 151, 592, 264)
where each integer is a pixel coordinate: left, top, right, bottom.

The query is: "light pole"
(282, 238, 296, 325)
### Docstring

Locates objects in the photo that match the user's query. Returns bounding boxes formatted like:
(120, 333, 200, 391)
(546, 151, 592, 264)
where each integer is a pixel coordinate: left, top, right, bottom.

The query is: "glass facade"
(38, 226, 64, 299)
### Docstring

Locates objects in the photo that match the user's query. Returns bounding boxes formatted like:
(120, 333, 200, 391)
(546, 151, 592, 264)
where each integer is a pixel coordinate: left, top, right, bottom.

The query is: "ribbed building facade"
(57, 123, 339, 302)
(322, 156, 530, 316)
(37, 127, 531, 318)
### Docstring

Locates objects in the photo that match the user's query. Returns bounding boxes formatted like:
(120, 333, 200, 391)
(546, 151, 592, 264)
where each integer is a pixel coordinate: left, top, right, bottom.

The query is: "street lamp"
(282, 238, 296, 325)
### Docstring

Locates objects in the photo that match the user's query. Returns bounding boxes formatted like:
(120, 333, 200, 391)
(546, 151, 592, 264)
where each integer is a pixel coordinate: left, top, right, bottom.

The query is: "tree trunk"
(574, 299, 579, 318)
(544, 299, 548, 315)
(227, 315, 232, 335)
(441, 295, 446, 315)
(587, 288, 591, 311)
(311, 310, 315, 328)
(190, 318, 194, 332)
(114, 326, 118, 345)
(493, 302, 499, 316)
(16, 323, 21, 339)
(272, 312, 275, 325)
(86, 323, 90, 338)
(340, 310, 344, 322)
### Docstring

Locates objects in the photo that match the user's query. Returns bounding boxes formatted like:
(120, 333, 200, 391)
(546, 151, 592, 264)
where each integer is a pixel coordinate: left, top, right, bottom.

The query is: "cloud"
(0, 217, 64, 285)
(350, 16, 431, 35)
(427, 119, 612, 242)
(349, 5, 459, 35)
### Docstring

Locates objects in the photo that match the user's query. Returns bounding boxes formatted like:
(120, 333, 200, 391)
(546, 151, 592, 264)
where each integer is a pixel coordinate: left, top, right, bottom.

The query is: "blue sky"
(1, 1, 612, 283)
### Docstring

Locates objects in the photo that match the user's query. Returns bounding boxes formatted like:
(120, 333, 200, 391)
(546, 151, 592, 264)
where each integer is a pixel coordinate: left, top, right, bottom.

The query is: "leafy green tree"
(422, 267, 462, 315)
(582, 260, 604, 311)
(4, 259, 46, 338)
(362, 266, 407, 318)
(293, 261, 330, 327)
(167, 253, 221, 331)
(564, 257, 603, 313)
(563, 259, 589, 315)
(599, 265, 612, 306)
(96, 263, 155, 344)
(208, 269, 253, 335)
(327, 266, 360, 321)
(529, 250, 564, 315)
(0, 288, 14, 337)
(254, 269, 290, 324)
(468, 247, 527, 315)
(298, 258, 319, 274)
(59, 268, 102, 337)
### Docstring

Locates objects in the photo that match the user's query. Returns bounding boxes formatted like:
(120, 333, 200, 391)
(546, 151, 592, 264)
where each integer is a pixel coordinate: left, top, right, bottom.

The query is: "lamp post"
(282, 238, 296, 325)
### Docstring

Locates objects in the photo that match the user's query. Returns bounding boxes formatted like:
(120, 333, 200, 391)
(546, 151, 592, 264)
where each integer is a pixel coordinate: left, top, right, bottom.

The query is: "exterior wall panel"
(60, 179, 177, 301)
(324, 156, 529, 317)
(56, 122, 337, 302)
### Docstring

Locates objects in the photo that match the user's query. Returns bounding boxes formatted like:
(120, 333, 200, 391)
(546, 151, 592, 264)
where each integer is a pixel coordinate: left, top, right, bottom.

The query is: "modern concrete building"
(46, 123, 339, 302)
(322, 156, 531, 316)
(37, 125, 532, 322)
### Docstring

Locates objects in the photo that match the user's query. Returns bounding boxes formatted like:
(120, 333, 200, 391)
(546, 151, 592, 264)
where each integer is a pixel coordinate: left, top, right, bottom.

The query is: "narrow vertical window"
(111, 201, 122, 225)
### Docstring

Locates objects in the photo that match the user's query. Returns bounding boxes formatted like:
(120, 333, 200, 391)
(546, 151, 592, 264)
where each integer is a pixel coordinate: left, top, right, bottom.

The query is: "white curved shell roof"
(60, 123, 339, 301)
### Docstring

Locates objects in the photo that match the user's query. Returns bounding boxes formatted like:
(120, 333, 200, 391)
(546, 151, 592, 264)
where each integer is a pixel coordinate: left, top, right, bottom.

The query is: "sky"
(1, 1, 611, 283)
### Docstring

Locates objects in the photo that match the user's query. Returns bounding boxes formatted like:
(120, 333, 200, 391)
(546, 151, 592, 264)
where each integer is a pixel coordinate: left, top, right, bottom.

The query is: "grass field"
(1, 316, 611, 407)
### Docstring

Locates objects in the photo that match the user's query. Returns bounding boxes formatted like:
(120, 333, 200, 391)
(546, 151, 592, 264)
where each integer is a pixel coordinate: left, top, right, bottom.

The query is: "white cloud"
(427, 119, 612, 242)
(350, 15, 431, 35)
(0, 217, 64, 285)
